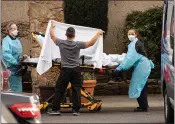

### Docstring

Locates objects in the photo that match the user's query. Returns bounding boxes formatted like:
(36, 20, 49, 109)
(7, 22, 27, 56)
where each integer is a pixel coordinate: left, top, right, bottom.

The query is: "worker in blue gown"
(114, 29, 154, 112)
(1, 23, 23, 92)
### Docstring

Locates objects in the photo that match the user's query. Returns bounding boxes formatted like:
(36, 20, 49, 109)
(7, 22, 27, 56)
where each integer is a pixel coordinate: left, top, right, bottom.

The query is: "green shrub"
(124, 7, 163, 66)
(83, 72, 96, 80)
(63, 0, 108, 35)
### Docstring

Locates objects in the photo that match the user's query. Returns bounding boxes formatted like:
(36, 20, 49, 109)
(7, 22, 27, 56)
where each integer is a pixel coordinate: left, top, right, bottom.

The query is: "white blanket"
(36, 20, 103, 75)
(102, 53, 126, 66)
(34, 33, 126, 67)
(24, 53, 126, 67)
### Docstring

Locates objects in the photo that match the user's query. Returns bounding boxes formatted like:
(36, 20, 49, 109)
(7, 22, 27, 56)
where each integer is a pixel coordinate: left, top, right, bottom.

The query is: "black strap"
(135, 40, 147, 57)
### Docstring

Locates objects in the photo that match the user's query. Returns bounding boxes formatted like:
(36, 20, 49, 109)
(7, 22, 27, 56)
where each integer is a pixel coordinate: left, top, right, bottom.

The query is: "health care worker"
(1, 23, 23, 92)
(115, 29, 154, 112)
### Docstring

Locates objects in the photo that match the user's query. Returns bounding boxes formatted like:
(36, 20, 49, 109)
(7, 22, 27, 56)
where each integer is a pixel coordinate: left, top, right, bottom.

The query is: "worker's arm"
(50, 22, 57, 44)
(85, 30, 104, 48)
(1, 40, 18, 66)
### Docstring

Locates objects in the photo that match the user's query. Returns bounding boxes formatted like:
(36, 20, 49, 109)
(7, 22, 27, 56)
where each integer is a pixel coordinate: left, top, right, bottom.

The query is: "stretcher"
(21, 58, 112, 112)
(21, 58, 123, 112)
(19, 32, 126, 112)
(20, 32, 110, 112)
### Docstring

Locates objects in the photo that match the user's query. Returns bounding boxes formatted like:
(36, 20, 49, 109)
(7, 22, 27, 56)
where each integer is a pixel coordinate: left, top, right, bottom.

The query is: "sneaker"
(47, 110, 61, 115)
(72, 111, 80, 116)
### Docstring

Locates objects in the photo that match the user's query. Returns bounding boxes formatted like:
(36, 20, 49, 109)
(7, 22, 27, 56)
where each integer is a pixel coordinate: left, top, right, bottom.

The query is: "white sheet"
(36, 20, 103, 75)
(33, 33, 126, 67)
(24, 53, 126, 67)
(102, 53, 126, 66)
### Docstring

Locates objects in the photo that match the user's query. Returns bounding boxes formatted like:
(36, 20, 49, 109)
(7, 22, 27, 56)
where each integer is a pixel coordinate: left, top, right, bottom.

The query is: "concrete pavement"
(41, 94, 165, 123)
(98, 94, 164, 108)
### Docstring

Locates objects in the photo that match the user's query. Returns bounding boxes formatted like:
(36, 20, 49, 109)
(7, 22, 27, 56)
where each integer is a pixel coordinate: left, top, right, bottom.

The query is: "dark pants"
(137, 84, 149, 109)
(52, 67, 82, 112)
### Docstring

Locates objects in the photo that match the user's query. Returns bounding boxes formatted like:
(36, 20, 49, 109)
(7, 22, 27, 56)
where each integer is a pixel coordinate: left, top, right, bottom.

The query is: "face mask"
(12, 30, 18, 37)
(128, 35, 136, 41)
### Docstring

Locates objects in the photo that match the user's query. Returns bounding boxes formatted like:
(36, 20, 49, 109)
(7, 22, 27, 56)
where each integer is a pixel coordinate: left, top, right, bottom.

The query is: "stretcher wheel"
(88, 105, 102, 112)
(96, 105, 102, 112)
(44, 103, 53, 113)
(89, 109, 97, 113)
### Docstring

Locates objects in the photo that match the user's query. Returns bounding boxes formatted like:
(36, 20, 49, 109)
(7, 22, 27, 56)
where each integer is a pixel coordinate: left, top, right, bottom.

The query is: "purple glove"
(112, 68, 121, 77)
(114, 68, 119, 72)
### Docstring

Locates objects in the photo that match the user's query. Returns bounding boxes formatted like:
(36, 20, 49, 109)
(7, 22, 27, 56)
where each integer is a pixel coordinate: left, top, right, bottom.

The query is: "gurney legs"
(40, 87, 102, 112)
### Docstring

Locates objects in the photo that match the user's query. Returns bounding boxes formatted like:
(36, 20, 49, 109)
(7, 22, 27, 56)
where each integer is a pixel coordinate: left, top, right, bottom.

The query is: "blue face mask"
(128, 35, 136, 41)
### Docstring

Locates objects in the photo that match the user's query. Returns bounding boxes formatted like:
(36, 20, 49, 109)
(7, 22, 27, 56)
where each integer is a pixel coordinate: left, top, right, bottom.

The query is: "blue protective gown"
(117, 38, 154, 98)
(1, 35, 23, 92)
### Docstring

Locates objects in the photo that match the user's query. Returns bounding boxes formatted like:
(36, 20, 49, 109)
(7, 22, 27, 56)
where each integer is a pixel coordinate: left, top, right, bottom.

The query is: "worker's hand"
(114, 68, 119, 72)
(23, 54, 28, 60)
(97, 30, 105, 35)
(50, 21, 57, 43)
(18, 56, 24, 64)
(112, 68, 121, 77)
(50, 21, 55, 29)
(15, 63, 22, 69)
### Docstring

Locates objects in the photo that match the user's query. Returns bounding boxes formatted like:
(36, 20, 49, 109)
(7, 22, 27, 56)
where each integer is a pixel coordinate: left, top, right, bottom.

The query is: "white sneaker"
(73, 111, 80, 116)
(47, 110, 61, 115)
